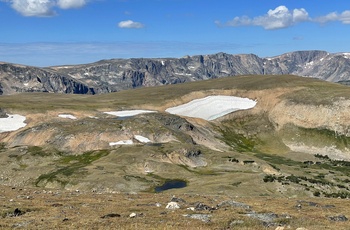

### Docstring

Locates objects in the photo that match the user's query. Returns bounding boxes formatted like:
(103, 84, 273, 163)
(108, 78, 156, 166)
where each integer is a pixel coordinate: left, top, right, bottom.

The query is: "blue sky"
(1, 0, 350, 67)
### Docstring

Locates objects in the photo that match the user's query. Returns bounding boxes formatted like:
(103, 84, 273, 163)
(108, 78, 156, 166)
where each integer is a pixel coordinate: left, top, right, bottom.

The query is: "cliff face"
(1, 50, 350, 95)
(0, 63, 95, 95)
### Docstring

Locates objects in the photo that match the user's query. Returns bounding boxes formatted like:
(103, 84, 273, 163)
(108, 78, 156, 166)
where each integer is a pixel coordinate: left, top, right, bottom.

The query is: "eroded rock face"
(39, 51, 350, 89)
(2, 50, 350, 95)
(0, 63, 95, 95)
(165, 148, 207, 167)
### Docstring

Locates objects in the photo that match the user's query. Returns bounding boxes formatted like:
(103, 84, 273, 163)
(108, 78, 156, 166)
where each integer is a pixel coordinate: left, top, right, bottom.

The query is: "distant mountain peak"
(1, 50, 350, 95)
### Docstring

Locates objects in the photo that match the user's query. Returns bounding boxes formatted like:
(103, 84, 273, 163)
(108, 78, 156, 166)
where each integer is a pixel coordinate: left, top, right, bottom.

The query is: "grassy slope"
(1, 75, 349, 113)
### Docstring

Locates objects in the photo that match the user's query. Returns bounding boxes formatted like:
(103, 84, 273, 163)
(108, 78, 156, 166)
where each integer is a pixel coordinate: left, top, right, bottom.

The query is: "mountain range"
(1, 50, 350, 95)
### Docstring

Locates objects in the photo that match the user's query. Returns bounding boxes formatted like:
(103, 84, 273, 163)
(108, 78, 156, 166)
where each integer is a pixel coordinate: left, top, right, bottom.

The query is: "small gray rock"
(328, 215, 348, 222)
(183, 214, 211, 223)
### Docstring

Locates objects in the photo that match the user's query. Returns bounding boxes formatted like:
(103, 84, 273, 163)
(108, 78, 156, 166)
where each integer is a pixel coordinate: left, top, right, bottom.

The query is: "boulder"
(0, 108, 8, 118)
(166, 202, 180, 210)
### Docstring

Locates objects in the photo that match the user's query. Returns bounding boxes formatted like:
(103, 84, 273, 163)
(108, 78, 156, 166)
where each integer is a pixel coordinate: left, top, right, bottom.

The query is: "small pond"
(116, 116, 132, 120)
(154, 179, 187, 192)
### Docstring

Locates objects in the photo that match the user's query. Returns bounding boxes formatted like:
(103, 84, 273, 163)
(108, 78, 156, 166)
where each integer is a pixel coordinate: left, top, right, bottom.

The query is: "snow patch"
(175, 72, 192, 76)
(58, 114, 77, 120)
(104, 110, 156, 117)
(166, 96, 256, 121)
(342, 53, 350, 59)
(161, 60, 165, 66)
(305, 61, 314, 66)
(109, 140, 133, 146)
(0, 114, 27, 133)
(134, 135, 151, 143)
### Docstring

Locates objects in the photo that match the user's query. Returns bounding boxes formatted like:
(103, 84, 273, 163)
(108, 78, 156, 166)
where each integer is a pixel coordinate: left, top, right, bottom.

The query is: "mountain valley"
(1, 56, 350, 229)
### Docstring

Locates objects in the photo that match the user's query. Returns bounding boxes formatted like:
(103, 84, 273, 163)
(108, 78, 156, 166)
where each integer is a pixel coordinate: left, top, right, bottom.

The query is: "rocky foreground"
(0, 185, 349, 230)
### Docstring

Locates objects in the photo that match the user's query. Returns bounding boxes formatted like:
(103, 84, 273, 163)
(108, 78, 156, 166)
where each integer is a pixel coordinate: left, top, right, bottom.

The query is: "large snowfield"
(165, 95, 257, 121)
(0, 114, 27, 133)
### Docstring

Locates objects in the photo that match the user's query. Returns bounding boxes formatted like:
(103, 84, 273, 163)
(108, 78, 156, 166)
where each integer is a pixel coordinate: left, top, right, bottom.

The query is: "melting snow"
(134, 135, 151, 143)
(58, 114, 77, 120)
(104, 110, 156, 117)
(165, 95, 256, 121)
(0, 114, 27, 133)
(109, 140, 133, 146)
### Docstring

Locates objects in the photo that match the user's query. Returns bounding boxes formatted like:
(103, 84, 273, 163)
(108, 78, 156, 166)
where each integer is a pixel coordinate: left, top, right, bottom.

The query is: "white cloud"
(10, 0, 56, 17)
(2, 0, 89, 17)
(220, 5, 309, 30)
(314, 10, 350, 24)
(218, 5, 350, 30)
(57, 0, 87, 9)
(118, 20, 144, 29)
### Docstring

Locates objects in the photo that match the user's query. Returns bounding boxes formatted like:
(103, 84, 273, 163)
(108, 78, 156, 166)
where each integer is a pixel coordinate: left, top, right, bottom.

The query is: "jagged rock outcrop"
(0, 63, 95, 95)
(2, 50, 350, 95)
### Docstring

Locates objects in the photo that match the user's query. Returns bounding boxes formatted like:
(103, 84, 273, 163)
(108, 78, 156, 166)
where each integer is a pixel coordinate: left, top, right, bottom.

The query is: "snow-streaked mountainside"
(1, 50, 350, 95)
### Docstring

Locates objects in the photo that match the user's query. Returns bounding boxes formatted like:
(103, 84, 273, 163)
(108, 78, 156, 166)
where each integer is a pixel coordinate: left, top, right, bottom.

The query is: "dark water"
(154, 180, 187, 192)
(116, 116, 132, 120)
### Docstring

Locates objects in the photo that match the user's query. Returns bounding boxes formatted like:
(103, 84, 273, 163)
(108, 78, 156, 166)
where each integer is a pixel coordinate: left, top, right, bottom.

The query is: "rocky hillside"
(1, 50, 350, 95)
(1, 75, 350, 198)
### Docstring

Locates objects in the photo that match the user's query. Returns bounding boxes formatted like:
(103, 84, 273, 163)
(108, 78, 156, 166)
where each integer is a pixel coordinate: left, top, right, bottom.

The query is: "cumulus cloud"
(9, 0, 56, 17)
(57, 0, 87, 9)
(314, 10, 350, 24)
(2, 0, 89, 17)
(118, 20, 144, 29)
(217, 5, 350, 30)
(219, 6, 309, 30)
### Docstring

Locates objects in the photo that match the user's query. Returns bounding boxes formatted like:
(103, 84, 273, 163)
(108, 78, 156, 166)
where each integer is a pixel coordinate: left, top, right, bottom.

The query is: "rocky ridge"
(1, 50, 350, 95)
(0, 63, 95, 95)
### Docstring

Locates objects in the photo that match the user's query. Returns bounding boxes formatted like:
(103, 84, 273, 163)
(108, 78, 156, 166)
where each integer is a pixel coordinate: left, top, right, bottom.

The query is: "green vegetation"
(0, 142, 5, 151)
(27, 146, 64, 157)
(220, 129, 256, 152)
(324, 191, 350, 199)
(58, 150, 109, 165)
(35, 150, 110, 187)
(282, 125, 350, 150)
(254, 152, 301, 167)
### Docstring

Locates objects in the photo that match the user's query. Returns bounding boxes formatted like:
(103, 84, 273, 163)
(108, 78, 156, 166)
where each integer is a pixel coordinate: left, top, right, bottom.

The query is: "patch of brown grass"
(1, 185, 350, 229)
